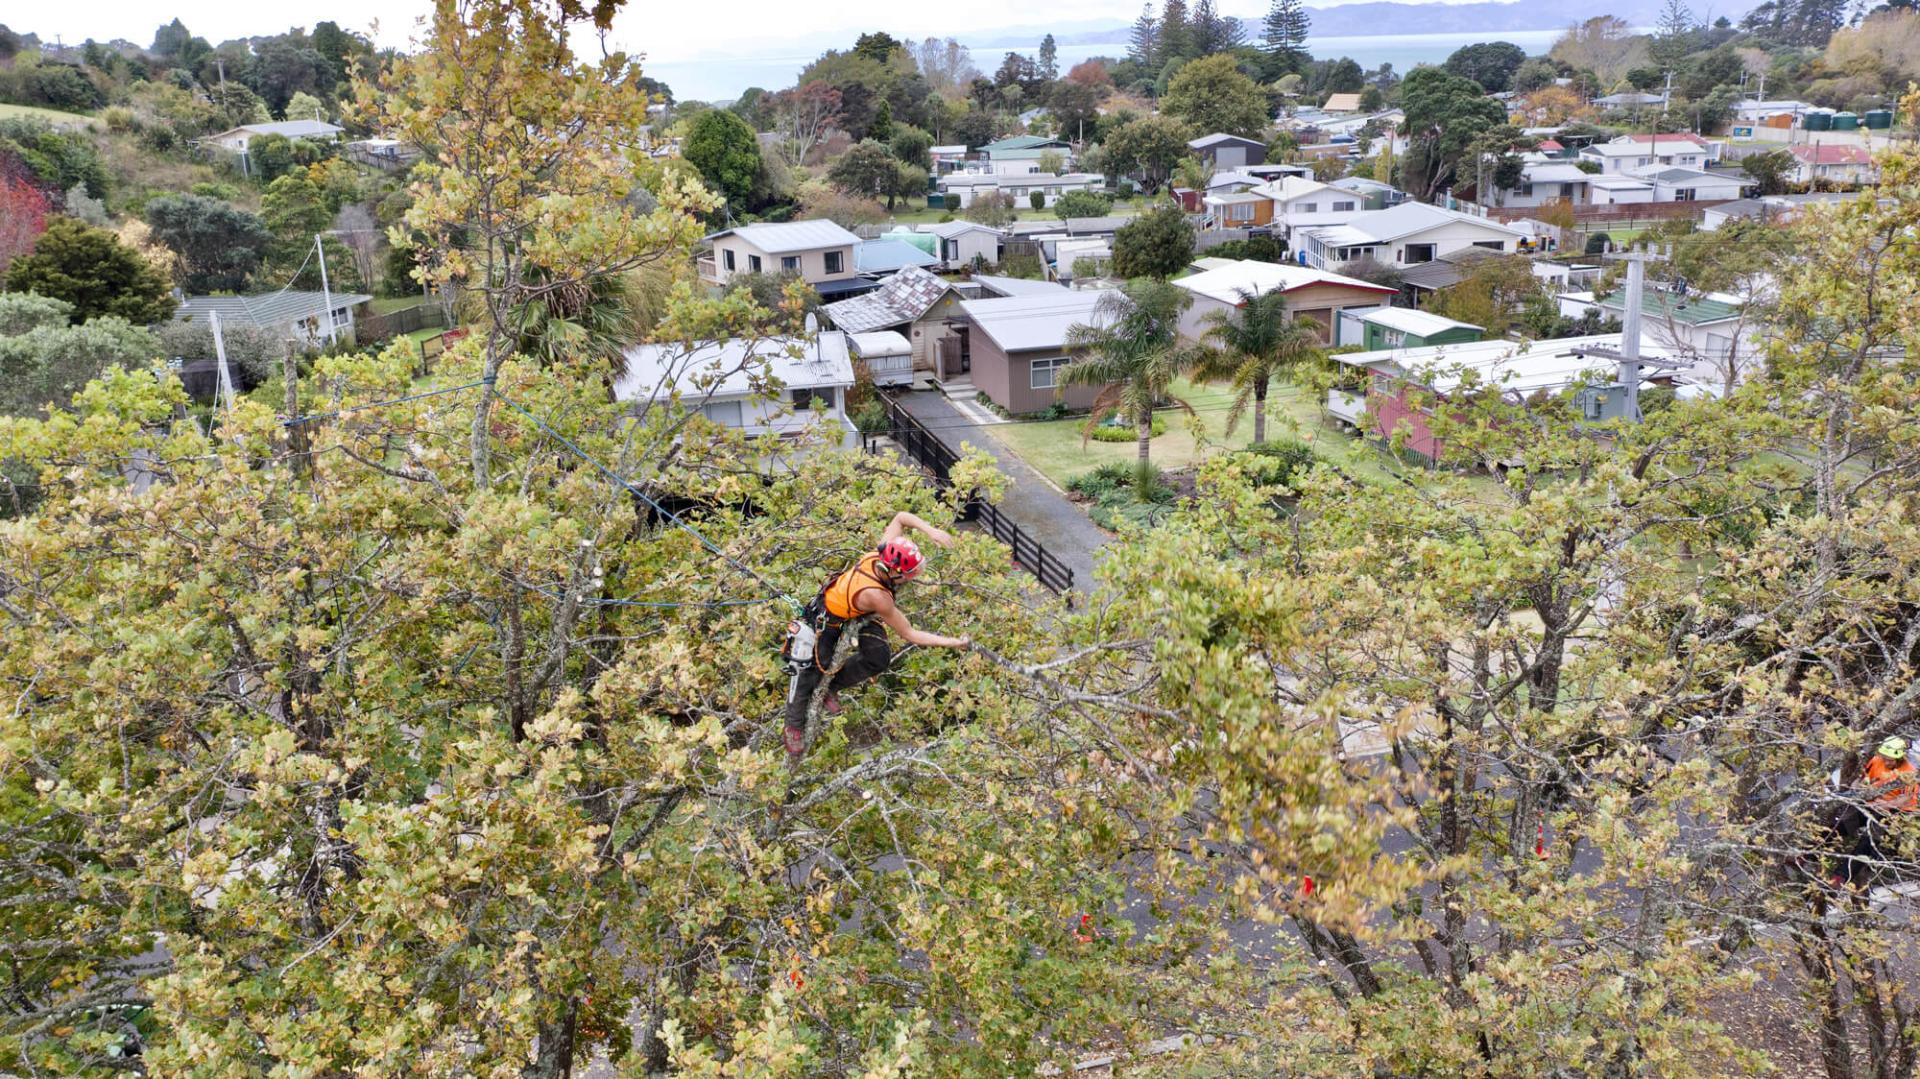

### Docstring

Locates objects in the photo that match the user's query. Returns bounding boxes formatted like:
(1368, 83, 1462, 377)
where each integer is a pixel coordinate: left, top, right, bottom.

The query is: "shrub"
(1089, 414, 1167, 441)
(1236, 438, 1319, 488)
(1029, 190, 1046, 210)
(1585, 232, 1612, 254)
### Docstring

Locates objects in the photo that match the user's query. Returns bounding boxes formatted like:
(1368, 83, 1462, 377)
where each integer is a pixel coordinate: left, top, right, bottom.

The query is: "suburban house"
(701, 220, 863, 296)
(1579, 133, 1716, 174)
(1632, 166, 1750, 202)
(1593, 91, 1669, 110)
(853, 238, 940, 276)
(936, 288, 1116, 413)
(1396, 247, 1510, 307)
(1203, 191, 1274, 229)
(1784, 144, 1877, 185)
(916, 221, 1003, 269)
(1502, 160, 1594, 207)
(1328, 175, 1410, 209)
(936, 171, 1103, 209)
(1321, 92, 1364, 113)
(1254, 175, 1366, 246)
(1325, 334, 1680, 458)
(204, 119, 343, 154)
(930, 144, 969, 173)
(1593, 288, 1758, 390)
(1189, 132, 1268, 170)
(612, 332, 860, 453)
(820, 266, 968, 377)
(1170, 259, 1399, 346)
(173, 290, 370, 348)
(978, 134, 1073, 174)
(1351, 307, 1482, 351)
(1587, 174, 1657, 205)
(1298, 202, 1524, 271)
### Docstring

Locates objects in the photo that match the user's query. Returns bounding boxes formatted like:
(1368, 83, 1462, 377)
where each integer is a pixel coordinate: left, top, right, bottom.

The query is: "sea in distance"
(645, 29, 1566, 104)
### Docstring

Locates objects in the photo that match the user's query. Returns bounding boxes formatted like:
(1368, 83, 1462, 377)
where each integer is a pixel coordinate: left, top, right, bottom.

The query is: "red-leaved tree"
(0, 154, 49, 275)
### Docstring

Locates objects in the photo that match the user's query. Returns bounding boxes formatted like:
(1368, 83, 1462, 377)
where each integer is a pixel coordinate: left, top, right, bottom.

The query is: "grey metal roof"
(957, 288, 1115, 353)
(173, 290, 372, 329)
(854, 239, 940, 274)
(821, 266, 955, 334)
(970, 275, 1069, 298)
(1190, 132, 1265, 150)
(920, 220, 1004, 240)
(215, 119, 343, 140)
(706, 219, 861, 254)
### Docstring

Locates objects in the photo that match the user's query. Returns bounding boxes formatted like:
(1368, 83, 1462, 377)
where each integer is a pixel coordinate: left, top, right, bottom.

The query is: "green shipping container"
(1832, 112, 1860, 130)
(1865, 109, 1894, 129)
(1804, 110, 1832, 130)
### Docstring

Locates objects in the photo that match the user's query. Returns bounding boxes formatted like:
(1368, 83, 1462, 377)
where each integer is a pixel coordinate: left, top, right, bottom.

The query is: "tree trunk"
(1137, 406, 1153, 465)
(524, 996, 578, 1079)
(1252, 374, 1269, 445)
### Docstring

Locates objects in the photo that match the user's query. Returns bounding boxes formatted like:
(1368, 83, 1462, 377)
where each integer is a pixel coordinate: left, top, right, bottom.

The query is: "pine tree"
(1650, 0, 1696, 66)
(1038, 33, 1059, 81)
(1262, 0, 1311, 76)
(1159, 0, 1196, 65)
(1192, 0, 1245, 54)
(1128, 3, 1160, 69)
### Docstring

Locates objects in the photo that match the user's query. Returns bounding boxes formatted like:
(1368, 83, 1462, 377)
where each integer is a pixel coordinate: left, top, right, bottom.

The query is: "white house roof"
(1190, 132, 1266, 150)
(1628, 165, 1742, 185)
(1308, 202, 1523, 246)
(1203, 192, 1265, 206)
(705, 219, 860, 254)
(918, 220, 1004, 239)
(939, 171, 1102, 189)
(174, 290, 371, 328)
(613, 332, 855, 402)
(1359, 307, 1481, 336)
(210, 119, 343, 140)
(1205, 170, 1264, 190)
(1332, 333, 1673, 396)
(1253, 175, 1339, 202)
(1588, 175, 1655, 191)
(848, 331, 911, 357)
(958, 288, 1116, 353)
(930, 144, 968, 155)
(1172, 259, 1396, 305)
(1523, 162, 1593, 184)
(970, 274, 1070, 297)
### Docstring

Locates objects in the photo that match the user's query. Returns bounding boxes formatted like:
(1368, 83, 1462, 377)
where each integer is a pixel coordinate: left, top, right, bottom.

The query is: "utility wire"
(282, 378, 493, 428)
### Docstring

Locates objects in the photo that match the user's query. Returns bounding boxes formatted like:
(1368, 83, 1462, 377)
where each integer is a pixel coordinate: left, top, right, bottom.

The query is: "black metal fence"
(865, 396, 1075, 596)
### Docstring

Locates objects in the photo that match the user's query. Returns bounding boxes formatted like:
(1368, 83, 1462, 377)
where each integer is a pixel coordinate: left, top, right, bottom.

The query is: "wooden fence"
(357, 303, 450, 343)
(864, 397, 1075, 596)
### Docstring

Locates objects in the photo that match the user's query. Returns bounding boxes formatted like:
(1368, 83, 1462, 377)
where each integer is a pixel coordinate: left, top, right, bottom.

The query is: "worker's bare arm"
(867, 590, 970, 649)
(882, 511, 956, 548)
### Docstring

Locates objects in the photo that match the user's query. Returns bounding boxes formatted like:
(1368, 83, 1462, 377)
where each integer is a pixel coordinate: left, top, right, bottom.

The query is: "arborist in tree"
(1835, 736, 1920, 885)
(781, 512, 970, 758)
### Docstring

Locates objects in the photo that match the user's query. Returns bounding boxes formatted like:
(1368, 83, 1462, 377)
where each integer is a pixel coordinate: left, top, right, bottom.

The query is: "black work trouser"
(784, 621, 891, 733)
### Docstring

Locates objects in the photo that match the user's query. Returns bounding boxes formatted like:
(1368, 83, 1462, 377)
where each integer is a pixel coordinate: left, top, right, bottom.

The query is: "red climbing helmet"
(877, 537, 924, 580)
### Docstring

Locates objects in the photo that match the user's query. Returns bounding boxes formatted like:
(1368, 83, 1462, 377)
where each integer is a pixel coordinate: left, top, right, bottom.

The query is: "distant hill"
(995, 0, 1673, 47)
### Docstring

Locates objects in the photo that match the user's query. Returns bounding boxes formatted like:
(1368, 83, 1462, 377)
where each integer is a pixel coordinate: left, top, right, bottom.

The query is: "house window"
(748, 254, 763, 272)
(723, 249, 736, 271)
(824, 251, 844, 274)
(1332, 200, 1356, 211)
(1298, 201, 1318, 212)
(1471, 241, 1504, 250)
(1403, 243, 1437, 264)
(1230, 202, 1253, 221)
(702, 400, 744, 426)
(1383, 328, 1406, 347)
(1030, 356, 1073, 390)
(781, 255, 800, 272)
(790, 387, 829, 411)
(331, 307, 350, 324)
(1674, 188, 1696, 201)
(1516, 183, 1534, 197)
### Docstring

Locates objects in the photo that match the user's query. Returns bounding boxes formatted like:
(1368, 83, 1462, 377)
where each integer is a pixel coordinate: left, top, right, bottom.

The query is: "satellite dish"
(804, 312, 819, 333)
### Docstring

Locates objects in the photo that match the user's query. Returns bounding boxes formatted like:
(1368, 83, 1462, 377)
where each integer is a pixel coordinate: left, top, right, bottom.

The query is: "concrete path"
(891, 389, 1110, 593)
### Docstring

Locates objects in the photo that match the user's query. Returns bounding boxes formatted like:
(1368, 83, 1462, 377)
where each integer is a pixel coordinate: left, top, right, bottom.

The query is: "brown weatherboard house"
(940, 288, 1116, 415)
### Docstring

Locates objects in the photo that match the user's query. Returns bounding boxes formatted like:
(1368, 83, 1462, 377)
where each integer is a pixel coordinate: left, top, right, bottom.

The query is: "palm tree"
(1061, 279, 1204, 468)
(1196, 287, 1326, 445)
(511, 269, 643, 376)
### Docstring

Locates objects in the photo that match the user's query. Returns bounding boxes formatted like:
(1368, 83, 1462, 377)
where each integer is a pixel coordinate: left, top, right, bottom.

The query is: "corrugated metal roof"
(1190, 132, 1265, 149)
(821, 265, 955, 333)
(1332, 333, 1672, 395)
(1172, 260, 1395, 305)
(705, 219, 861, 254)
(919, 220, 1004, 239)
(613, 332, 854, 401)
(1597, 289, 1743, 324)
(1360, 307, 1481, 335)
(854, 239, 940, 274)
(970, 275, 1069, 298)
(958, 288, 1116, 353)
(848, 331, 911, 357)
(173, 290, 372, 329)
(213, 120, 343, 140)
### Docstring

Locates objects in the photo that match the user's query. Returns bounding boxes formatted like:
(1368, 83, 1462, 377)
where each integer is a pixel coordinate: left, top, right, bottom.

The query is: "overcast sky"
(20, 0, 1394, 63)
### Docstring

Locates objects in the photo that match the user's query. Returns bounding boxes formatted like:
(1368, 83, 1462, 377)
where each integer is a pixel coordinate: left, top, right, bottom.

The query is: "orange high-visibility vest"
(1866, 756, 1919, 813)
(822, 553, 894, 622)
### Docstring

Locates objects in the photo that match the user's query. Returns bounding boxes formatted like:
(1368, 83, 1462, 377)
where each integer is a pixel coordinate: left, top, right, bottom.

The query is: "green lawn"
(368, 296, 433, 315)
(986, 378, 1509, 503)
(0, 102, 95, 127)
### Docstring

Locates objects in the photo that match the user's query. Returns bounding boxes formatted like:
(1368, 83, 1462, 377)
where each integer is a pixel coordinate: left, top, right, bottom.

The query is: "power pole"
(1661, 70, 1675, 115)
(314, 234, 338, 346)
(1611, 244, 1669, 421)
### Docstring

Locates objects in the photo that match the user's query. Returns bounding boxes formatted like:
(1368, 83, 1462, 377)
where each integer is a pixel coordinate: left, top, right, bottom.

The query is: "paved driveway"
(890, 390, 1110, 593)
